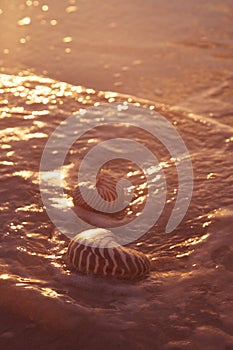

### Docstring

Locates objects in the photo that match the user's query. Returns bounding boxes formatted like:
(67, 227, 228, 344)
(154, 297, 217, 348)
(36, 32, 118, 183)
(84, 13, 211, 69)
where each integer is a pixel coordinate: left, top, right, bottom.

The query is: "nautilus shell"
(68, 173, 151, 279)
(67, 228, 150, 279)
(73, 172, 125, 213)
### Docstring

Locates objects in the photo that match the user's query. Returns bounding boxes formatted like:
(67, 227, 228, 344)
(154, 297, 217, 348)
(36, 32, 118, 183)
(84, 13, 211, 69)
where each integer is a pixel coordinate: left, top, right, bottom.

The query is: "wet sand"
(0, 0, 233, 104)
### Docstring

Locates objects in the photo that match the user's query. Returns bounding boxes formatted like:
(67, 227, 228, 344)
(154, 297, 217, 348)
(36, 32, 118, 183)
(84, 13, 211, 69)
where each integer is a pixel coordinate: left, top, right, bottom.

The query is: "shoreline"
(0, 0, 232, 105)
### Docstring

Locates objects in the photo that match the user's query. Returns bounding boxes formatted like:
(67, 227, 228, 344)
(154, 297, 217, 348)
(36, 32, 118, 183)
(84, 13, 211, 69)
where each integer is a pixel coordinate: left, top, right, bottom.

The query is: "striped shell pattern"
(67, 173, 151, 279)
(67, 228, 150, 279)
(73, 173, 125, 213)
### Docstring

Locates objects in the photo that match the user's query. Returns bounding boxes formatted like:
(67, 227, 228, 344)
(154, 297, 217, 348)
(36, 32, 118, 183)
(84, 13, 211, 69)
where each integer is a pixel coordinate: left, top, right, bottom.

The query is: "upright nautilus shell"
(67, 172, 151, 279)
(73, 172, 125, 213)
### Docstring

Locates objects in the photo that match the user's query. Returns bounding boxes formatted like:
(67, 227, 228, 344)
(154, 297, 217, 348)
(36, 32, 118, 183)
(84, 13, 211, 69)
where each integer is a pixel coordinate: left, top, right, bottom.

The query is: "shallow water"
(0, 72, 232, 350)
(0, 0, 233, 349)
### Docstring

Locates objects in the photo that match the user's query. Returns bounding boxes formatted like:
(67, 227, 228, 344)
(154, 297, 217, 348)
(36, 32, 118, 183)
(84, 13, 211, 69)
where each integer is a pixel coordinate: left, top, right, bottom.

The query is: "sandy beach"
(0, 1, 233, 349)
(0, 0, 233, 104)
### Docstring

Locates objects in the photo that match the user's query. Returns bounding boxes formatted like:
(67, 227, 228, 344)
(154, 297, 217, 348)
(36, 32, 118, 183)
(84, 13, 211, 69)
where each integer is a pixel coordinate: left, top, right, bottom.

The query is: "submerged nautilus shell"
(67, 172, 151, 279)
(73, 172, 125, 213)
